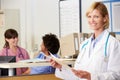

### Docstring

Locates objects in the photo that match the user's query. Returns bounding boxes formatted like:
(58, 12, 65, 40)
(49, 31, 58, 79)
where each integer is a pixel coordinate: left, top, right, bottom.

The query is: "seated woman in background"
(24, 33, 60, 75)
(0, 28, 30, 76)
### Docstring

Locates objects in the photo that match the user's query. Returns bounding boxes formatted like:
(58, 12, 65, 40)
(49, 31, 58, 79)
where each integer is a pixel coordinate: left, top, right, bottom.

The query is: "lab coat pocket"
(95, 55, 108, 72)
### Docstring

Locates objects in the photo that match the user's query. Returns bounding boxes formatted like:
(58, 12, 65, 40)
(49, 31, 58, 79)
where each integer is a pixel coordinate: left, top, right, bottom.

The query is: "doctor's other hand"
(72, 69, 91, 80)
(50, 59, 62, 69)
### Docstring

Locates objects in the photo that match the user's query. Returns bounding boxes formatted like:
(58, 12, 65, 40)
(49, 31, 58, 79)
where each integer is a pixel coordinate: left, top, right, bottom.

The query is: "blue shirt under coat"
(30, 52, 58, 74)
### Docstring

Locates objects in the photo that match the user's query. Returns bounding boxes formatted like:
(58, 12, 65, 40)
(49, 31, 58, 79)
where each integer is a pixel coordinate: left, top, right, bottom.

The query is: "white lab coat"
(55, 30, 120, 80)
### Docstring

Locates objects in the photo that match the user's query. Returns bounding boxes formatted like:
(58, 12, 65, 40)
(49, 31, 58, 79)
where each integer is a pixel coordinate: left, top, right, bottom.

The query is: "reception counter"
(0, 74, 61, 80)
(0, 59, 75, 76)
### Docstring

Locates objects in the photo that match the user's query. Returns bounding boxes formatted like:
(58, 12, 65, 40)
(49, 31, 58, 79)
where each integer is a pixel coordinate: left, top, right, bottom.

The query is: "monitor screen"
(0, 56, 16, 76)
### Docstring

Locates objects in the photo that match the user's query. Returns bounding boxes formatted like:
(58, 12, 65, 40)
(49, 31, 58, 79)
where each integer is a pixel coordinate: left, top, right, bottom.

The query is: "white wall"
(0, 9, 20, 49)
(1, 0, 59, 58)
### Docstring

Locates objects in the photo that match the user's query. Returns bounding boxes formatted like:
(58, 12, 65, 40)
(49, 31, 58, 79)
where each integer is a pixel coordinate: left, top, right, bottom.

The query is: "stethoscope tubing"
(81, 33, 110, 57)
(6, 46, 24, 59)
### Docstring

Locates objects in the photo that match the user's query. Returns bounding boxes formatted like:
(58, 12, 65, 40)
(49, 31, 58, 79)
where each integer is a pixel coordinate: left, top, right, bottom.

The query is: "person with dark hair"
(0, 28, 30, 75)
(50, 2, 120, 80)
(24, 33, 60, 75)
(42, 33, 60, 55)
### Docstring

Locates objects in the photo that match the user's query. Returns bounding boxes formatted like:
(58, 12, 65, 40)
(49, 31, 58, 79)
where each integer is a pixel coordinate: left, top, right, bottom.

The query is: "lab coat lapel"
(85, 39, 91, 57)
(78, 39, 91, 63)
(82, 38, 92, 62)
(90, 30, 109, 58)
(76, 39, 91, 69)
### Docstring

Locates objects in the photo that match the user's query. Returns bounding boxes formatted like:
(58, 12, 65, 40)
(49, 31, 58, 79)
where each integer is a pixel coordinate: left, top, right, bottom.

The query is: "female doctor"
(50, 2, 120, 80)
(0, 29, 30, 75)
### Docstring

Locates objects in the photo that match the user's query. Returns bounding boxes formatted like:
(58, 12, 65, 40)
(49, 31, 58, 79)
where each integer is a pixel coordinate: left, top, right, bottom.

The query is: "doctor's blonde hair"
(86, 2, 109, 29)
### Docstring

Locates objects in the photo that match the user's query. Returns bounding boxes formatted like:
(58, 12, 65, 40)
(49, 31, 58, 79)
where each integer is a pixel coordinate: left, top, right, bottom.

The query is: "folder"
(60, 33, 79, 58)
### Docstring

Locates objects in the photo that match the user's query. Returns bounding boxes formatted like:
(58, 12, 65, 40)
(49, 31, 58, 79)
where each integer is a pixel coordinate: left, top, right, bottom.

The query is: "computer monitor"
(60, 33, 79, 58)
(0, 56, 16, 76)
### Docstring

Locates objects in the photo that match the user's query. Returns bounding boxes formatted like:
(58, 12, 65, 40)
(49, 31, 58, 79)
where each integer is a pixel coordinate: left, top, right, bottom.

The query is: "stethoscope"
(81, 33, 110, 62)
(6, 46, 25, 73)
(6, 46, 24, 59)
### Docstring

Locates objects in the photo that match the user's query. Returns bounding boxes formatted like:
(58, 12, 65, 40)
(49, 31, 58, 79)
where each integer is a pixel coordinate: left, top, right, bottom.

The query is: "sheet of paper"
(18, 58, 48, 63)
(55, 68, 78, 80)
(45, 52, 79, 79)
(46, 52, 72, 70)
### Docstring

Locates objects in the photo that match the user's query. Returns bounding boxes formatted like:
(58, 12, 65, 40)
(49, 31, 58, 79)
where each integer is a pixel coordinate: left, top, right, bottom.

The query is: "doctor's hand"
(72, 69, 91, 80)
(50, 59, 62, 69)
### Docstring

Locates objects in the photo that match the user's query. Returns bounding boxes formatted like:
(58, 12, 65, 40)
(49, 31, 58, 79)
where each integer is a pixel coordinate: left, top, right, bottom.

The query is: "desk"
(0, 59, 75, 76)
(0, 74, 61, 80)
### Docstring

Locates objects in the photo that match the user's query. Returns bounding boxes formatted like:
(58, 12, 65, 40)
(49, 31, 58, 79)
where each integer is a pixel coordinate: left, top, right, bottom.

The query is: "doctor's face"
(6, 37, 18, 47)
(87, 9, 107, 31)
